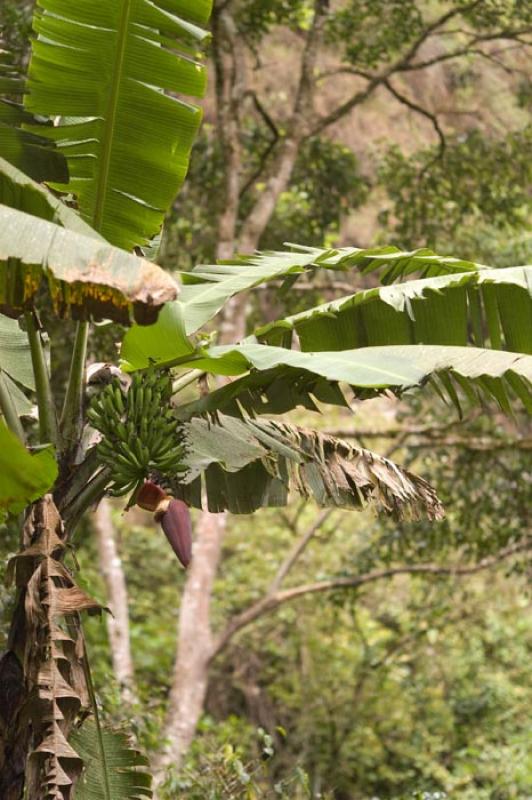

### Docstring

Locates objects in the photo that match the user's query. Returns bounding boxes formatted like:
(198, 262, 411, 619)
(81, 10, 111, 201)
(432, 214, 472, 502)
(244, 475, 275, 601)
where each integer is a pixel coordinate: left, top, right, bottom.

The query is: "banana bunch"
(88, 371, 187, 497)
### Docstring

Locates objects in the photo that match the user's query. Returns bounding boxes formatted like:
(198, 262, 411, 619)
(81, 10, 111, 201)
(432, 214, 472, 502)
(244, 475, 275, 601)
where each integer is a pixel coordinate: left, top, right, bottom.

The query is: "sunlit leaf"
(0, 422, 57, 513)
(25, 0, 212, 249)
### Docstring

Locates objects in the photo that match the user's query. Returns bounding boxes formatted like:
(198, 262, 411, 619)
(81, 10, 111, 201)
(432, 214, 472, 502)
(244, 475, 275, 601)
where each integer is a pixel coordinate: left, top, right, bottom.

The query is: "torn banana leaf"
(177, 244, 483, 333)
(0, 206, 179, 324)
(256, 266, 532, 354)
(175, 414, 444, 520)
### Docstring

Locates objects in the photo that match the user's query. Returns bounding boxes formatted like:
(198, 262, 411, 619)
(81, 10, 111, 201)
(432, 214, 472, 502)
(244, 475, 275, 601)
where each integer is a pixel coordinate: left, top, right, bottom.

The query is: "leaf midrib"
(92, 0, 132, 234)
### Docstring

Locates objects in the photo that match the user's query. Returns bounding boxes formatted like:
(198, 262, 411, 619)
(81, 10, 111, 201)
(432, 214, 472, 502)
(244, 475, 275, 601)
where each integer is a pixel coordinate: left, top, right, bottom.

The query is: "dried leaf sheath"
(6, 497, 102, 800)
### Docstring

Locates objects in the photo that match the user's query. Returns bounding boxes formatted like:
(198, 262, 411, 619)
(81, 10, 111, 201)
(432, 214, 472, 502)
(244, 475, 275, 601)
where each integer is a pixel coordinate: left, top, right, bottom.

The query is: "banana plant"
(0, 0, 531, 798)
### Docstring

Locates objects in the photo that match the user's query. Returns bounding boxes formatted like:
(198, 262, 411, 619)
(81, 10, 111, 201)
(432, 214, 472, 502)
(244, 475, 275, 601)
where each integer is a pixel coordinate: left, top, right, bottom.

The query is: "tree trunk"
(154, 511, 226, 780)
(155, 4, 330, 781)
(93, 498, 137, 706)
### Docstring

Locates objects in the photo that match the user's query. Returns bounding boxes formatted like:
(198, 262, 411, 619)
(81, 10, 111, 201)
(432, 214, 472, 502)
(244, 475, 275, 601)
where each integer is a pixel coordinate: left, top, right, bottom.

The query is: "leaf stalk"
(61, 321, 89, 459)
(24, 311, 59, 447)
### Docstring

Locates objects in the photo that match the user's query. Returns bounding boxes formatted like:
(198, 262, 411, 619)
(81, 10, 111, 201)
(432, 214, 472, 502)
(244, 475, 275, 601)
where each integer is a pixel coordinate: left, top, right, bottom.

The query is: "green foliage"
(0, 422, 57, 513)
(206, 506, 531, 798)
(235, 0, 312, 40)
(71, 720, 152, 800)
(258, 138, 368, 251)
(326, 1, 424, 69)
(378, 128, 532, 255)
(24, 0, 211, 248)
(162, 720, 316, 799)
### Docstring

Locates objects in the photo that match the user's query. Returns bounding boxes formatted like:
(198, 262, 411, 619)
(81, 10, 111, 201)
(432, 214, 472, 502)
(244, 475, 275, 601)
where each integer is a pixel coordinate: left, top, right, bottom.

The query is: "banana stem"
(0, 370, 25, 442)
(63, 466, 111, 535)
(61, 321, 89, 458)
(24, 311, 59, 447)
(172, 369, 206, 396)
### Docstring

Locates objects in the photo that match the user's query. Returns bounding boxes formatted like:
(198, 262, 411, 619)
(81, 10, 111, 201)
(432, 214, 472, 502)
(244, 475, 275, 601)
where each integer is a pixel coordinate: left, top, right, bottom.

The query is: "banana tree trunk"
(0, 650, 28, 800)
(0, 496, 99, 800)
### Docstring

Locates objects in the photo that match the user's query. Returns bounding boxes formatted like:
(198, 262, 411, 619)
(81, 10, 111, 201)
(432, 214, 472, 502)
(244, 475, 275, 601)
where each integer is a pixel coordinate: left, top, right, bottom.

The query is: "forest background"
(1, 1, 531, 798)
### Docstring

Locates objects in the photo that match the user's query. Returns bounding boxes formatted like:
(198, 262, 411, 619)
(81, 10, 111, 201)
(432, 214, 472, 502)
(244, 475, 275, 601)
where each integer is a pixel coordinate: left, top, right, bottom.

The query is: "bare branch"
(269, 508, 335, 595)
(309, 3, 532, 136)
(239, 90, 280, 198)
(399, 29, 532, 72)
(210, 540, 530, 660)
(382, 78, 446, 163)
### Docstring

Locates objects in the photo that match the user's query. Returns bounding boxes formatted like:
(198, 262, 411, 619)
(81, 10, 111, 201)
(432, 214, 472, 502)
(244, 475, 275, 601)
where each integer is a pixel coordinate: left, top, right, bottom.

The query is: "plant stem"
(24, 311, 59, 447)
(172, 369, 206, 396)
(0, 370, 25, 442)
(61, 321, 89, 458)
(63, 467, 111, 535)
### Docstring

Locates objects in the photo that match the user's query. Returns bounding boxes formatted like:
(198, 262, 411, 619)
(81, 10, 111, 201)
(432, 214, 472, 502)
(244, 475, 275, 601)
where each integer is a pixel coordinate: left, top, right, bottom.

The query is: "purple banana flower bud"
(156, 499, 192, 568)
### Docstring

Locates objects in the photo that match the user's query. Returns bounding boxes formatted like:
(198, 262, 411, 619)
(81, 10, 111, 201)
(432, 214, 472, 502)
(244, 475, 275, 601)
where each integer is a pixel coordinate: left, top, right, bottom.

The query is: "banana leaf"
(25, 0, 212, 249)
(175, 414, 444, 519)
(255, 267, 532, 354)
(0, 205, 179, 324)
(174, 343, 532, 417)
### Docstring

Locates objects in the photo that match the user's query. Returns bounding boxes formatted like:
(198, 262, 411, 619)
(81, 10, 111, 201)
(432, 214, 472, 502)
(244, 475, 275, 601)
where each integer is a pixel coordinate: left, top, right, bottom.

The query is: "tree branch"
(308, 2, 531, 136)
(269, 508, 335, 595)
(382, 78, 446, 164)
(237, 0, 329, 252)
(239, 90, 280, 198)
(210, 540, 530, 661)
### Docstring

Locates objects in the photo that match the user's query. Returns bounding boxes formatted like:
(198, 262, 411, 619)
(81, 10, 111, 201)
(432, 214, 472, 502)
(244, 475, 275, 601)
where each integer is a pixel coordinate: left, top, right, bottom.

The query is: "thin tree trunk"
(93, 498, 137, 706)
(154, 4, 331, 781)
(155, 512, 226, 779)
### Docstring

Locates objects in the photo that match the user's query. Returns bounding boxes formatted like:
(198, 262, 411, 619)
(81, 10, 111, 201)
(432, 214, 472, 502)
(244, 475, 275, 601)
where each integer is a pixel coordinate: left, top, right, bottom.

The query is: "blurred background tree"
(1, 1, 530, 798)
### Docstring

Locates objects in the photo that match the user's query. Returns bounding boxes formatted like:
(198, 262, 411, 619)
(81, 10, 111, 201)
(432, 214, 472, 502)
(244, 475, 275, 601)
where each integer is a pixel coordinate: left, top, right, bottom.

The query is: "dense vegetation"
(0, 2, 530, 799)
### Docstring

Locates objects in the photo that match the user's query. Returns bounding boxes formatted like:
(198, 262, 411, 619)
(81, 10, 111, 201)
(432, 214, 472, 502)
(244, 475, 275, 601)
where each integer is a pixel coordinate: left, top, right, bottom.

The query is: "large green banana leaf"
(0, 157, 104, 239)
(175, 414, 444, 518)
(255, 266, 532, 354)
(0, 205, 179, 324)
(123, 262, 532, 365)
(0, 48, 68, 182)
(172, 343, 532, 417)
(25, 0, 212, 249)
(177, 245, 483, 333)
